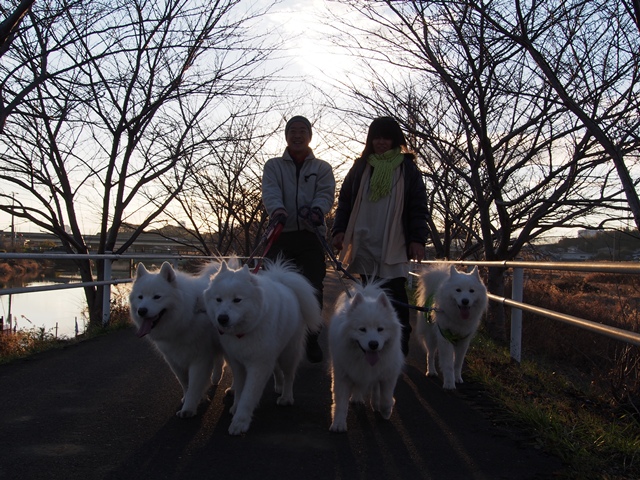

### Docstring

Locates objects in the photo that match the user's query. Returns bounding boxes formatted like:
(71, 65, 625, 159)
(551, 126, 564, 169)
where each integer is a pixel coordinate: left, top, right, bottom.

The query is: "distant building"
(577, 229, 600, 238)
(554, 247, 595, 261)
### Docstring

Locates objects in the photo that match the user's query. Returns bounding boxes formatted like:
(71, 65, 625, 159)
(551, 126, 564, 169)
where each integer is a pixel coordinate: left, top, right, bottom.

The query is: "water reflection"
(0, 277, 88, 338)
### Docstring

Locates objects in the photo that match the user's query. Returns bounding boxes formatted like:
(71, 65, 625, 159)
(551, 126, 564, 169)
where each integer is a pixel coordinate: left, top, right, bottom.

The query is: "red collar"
(219, 329, 244, 339)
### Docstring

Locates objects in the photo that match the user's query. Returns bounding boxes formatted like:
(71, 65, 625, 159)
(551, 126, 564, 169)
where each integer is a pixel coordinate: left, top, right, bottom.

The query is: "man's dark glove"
(309, 207, 324, 226)
(271, 212, 287, 226)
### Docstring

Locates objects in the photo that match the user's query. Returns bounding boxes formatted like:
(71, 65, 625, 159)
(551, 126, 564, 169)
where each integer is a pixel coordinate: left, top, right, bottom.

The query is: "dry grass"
(467, 333, 640, 479)
(520, 271, 640, 406)
(466, 270, 640, 478)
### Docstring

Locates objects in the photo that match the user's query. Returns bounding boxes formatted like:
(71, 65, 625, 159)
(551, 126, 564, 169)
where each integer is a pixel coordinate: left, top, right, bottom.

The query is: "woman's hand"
(408, 242, 425, 262)
(332, 232, 345, 252)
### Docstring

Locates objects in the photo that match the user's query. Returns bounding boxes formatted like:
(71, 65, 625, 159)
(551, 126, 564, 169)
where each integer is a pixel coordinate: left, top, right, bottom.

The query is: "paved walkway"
(0, 270, 564, 479)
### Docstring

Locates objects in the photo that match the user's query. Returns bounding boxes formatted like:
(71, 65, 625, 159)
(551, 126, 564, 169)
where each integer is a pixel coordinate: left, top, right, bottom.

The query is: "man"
(261, 116, 336, 362)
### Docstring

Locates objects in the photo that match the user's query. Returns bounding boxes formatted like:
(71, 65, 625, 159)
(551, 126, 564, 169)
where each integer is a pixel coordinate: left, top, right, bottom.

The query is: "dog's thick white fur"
(203, 258, 323, 436)
(129, 261, 226, 418)
(328, 281, 404, 432)
(416, 264, 488, 389)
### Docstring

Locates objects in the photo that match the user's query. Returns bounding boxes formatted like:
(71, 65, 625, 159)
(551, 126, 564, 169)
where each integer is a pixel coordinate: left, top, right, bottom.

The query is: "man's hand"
(309, 207, 324, 226)
(332, 232, 345, 252)
(271, 208, 288, 225)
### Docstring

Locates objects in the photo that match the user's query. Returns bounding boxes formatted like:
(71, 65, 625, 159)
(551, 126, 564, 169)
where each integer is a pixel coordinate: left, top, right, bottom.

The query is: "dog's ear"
(470, 265, 480, 279)
(449, 264, 458, 276)
(160, 262, 177, 283)
(219, 261, 229, 273)
(375, 291, 392, 310)
(349, 291, 365, 311)
(135, 262, 149, 278)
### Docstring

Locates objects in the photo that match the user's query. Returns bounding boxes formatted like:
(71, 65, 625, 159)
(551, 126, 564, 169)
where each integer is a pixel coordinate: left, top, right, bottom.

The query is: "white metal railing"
(410, 260, 640, 362)
(0, 252, 223, 327)
(2, 253, 640, 363)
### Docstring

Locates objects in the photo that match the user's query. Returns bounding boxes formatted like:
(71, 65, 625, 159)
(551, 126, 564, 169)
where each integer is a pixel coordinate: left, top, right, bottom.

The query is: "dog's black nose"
(461, 298, 469, 306)
(217, 314, 229, 326)
(368, 340, 379, 350)
(138, 307, 147, 317)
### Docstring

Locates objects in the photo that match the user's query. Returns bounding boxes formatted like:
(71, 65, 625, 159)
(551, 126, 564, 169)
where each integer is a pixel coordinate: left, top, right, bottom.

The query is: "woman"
(331, 116, 429, 356)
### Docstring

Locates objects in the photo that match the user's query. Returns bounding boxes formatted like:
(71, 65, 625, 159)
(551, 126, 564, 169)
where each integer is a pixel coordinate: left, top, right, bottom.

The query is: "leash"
(298, 207, 357, 298)
(246, 214, 285, 274)
(298, 207, 439, 314)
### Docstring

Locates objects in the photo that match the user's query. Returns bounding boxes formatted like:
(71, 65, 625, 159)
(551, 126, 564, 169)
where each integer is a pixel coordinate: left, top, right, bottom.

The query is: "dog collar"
(437, 324, 469, 345)
(218, 329, 245, 339)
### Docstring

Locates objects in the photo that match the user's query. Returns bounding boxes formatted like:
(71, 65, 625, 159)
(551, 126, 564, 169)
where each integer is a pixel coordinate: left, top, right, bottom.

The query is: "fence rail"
(2, 253, 640, 362)
(0, 252, 222, 328)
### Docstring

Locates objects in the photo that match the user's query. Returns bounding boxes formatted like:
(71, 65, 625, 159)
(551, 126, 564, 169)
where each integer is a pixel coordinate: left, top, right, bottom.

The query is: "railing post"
(510, 267, 524, 363)
(102, 253, 112, 326)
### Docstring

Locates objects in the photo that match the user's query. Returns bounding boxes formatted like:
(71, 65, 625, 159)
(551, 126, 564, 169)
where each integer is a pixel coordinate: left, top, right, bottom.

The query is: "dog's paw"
(425, 368, 438, 377)
(176, 408, 197, 418)
(442, 381, 456, 390)
(379, 407, 393, 420)
(455, 376, 464, 384)
(350, 393, 365, 404)
(276, 395, 294, 406)
(329, 420, 347, 433)
(228, 416, 251, 435)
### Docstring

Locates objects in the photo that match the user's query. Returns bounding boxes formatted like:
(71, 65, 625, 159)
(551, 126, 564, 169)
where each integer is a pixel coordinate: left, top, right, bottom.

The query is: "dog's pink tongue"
(365, 351, 380, 366)
(136, 318, 154, 338)
(459, 306, 471, 320)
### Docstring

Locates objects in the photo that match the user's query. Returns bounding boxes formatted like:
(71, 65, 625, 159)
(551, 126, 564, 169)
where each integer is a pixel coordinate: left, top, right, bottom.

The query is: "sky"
(1, 0, 357, 235)
(0, 0, 592, 240)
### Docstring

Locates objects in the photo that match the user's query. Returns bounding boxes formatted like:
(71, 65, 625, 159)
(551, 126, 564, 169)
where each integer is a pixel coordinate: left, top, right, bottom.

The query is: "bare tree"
(323, 0, 638, 337)
(0, 0, 279, 328)
(466, 0, 640, 231)
(157, 98, 279, 257)
(0, 0, 39, 131)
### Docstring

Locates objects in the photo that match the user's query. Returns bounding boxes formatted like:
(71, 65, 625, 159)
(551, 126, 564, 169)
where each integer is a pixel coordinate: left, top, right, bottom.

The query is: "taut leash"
(247, 214, 286, 274)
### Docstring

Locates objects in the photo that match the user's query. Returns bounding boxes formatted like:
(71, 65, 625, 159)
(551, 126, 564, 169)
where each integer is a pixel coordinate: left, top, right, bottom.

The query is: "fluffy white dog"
(328, 282, 404, 432)
(129, 261, 226, 418)
(416, 264, 488, 389)
(203, 258, 323, 436)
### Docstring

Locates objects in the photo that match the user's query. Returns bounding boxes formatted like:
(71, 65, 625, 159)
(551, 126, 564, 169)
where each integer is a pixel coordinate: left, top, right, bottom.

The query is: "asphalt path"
(0, 271, 564, 480)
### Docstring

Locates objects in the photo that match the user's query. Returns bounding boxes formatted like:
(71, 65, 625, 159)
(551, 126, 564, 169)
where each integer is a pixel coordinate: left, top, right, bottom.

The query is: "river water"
(0, 276, 132, 339)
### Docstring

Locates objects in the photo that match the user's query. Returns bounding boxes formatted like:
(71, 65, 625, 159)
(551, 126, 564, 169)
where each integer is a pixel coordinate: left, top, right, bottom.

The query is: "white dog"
(416, 264, 488, 389)
(328, 282, 404, 432)
(129, 261, 225, 418)
(203, 258, 323, 436)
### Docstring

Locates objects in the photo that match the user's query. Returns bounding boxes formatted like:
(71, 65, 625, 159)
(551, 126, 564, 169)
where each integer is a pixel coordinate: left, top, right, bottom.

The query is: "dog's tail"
(263, 257, 323, 333)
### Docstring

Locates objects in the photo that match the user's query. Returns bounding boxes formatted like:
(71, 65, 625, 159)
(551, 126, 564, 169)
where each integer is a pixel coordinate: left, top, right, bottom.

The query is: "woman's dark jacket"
(331, 154, 430, 251)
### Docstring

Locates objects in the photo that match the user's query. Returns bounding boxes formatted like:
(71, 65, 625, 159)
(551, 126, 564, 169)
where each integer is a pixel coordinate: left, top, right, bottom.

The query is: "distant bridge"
(1, 230, 201, 255)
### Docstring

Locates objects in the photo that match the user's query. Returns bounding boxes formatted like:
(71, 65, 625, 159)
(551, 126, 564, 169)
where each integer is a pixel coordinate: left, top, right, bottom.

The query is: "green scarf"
(367, 148, 404, 201)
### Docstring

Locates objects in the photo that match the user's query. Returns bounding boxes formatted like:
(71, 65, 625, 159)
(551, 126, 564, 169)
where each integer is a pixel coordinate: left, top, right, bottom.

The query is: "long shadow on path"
(0, 270, 564, 480)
